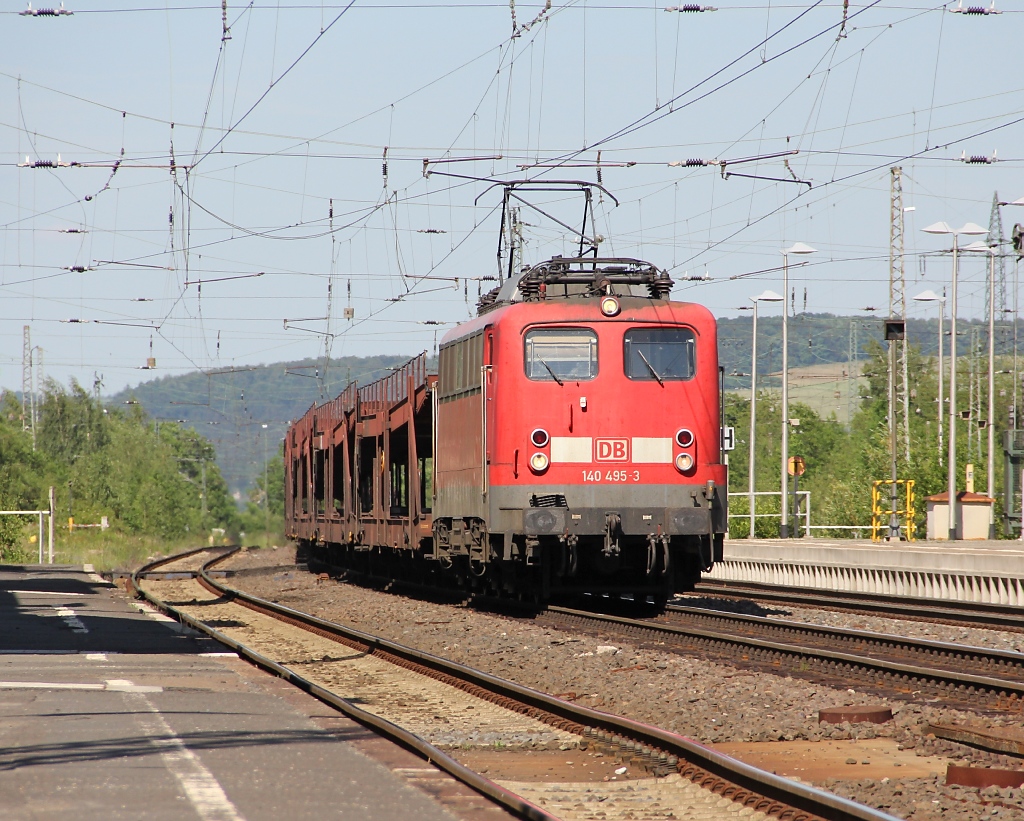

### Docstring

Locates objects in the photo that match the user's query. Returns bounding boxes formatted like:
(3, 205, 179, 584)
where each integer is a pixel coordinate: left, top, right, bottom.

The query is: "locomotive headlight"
(675, 452, 694, 472)
(530, 428, 550, 448)
(530, 452, 550, 473)
(600, 296, 621, 317)
(675, 428, 695, 448)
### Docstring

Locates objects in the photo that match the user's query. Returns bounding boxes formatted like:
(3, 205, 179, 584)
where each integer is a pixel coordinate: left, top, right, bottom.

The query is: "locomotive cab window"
(524, 328, 598, 381)
(624, 328, 696, 381)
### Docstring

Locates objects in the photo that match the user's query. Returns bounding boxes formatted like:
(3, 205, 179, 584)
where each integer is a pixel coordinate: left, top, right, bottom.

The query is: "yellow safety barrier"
(871, 480, 916, 542)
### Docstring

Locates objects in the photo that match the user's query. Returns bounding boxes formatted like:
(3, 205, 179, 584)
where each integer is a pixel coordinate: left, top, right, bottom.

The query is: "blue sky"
(1, 1, 1022, 395)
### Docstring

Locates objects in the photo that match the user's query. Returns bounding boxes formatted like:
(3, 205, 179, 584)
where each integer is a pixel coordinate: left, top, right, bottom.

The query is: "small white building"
(925, 491, 994, 540)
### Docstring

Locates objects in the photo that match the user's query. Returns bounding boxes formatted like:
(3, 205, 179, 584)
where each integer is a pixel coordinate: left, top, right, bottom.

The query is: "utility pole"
(991, 192, 1008, 314)
(22, 326, 35, 449)
(890, 168, 911, 464)
(886, 168, 908, 539)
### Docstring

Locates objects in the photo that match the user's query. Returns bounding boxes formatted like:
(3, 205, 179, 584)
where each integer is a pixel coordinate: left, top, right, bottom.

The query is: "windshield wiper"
(637, 350, 664, 386)
(538, 359, 564, 386)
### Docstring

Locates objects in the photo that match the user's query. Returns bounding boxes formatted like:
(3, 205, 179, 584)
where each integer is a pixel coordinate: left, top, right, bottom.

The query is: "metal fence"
(727, 491, 871, 539)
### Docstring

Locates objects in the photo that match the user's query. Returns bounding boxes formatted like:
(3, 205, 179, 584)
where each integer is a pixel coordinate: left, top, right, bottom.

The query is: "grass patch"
(0, 511, 288, 572)
(50, 530, 211, 573)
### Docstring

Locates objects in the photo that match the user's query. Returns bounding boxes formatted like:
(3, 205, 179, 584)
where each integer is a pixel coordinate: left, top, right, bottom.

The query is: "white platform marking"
(128, 691, 245, 821)
(0, 679, 163, 693)
(105, 679, 163, 693)
(53, 605, 88, 633)
(0, 681, 103, 691)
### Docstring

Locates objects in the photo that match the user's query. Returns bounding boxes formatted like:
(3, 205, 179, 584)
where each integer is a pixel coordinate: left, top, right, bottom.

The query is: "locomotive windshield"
(624, 328, 696, 381)
(524, 328, 598, 381)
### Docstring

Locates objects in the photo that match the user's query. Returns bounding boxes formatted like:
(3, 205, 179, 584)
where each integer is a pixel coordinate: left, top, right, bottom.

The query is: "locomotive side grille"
(530, 493, 568, 508)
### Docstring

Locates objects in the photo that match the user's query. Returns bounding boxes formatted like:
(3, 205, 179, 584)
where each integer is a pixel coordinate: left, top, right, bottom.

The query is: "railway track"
(539, 603, 1024, 714)
(133, 547, 898, 821)
(692, 579, 1024, 632)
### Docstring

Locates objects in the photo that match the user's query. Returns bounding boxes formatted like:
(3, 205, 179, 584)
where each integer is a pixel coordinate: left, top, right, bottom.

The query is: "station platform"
(712, 538, 1024, 606)
(0, 564, 483, 821)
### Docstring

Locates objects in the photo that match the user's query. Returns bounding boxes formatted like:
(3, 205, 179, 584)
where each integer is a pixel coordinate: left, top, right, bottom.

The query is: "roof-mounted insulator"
(665, 4, 717, 11)
(960, 149, 998, 164)
(20, 2, 73, 16)
(950, 0, 1000, 13)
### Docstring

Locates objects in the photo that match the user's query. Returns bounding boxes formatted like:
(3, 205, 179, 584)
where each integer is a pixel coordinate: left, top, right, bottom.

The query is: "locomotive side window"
(623, 328, 696, 381)
(524, 328, 598, 381)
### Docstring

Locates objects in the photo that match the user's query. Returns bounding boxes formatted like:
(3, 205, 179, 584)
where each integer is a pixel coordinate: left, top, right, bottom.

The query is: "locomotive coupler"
(603, 513, 622, 558)
(647, 532, 672, 577)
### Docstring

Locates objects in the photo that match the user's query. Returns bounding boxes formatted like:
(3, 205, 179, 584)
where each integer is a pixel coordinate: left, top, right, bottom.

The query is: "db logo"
(596, 439, 629, 462)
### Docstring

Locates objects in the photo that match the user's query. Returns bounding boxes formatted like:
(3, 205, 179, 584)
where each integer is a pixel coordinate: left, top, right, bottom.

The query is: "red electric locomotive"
(284, 255, 727, 606)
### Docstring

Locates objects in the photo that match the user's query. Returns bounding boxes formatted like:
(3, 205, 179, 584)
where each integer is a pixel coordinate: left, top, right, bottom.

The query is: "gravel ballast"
(216, 545, 1024, 821)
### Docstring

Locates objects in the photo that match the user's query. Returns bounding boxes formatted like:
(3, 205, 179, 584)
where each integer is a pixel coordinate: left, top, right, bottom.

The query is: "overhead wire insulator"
(382, 146, 389, 190)
(20, 3, 73, 16)
(63, 265, 89, 273)
(19, 154, 77, 168)
(511, 0, 550, 38)
(838, 0, 849, 38)
(961, 150, 998, 164)
(664, 4, 717, 12)
(950, 0, 1000, 13)
(169, 123, 177, 177)
(667, 158, 709, 167)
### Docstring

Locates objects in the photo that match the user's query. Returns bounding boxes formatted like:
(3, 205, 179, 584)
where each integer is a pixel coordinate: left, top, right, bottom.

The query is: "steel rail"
(663, 603, 1024, 680)
(693, 579, 1024, 631)
(132, 548, 899, 821)
(132, 549, 555, 821)
(544, 606, 1024, 711)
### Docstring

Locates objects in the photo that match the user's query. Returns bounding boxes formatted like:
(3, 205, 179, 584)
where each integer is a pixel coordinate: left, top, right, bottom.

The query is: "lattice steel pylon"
(21, 325, 36, 449)
(990, 191, 1008, 314)
(889, 168, 911, 464)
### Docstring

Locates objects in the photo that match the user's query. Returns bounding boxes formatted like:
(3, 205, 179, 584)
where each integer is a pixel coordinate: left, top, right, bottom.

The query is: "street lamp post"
(922, 222, 989, 539)
(780, 243, 816, 538)
(745, 290, 784, 540)
(914, 290, 946, 462)
(262, 423, 270, 548)
(964, 241, 999, 537)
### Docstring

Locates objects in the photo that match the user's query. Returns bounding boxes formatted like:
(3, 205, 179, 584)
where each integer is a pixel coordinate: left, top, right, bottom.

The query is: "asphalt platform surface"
(0, 564, 483, 821)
